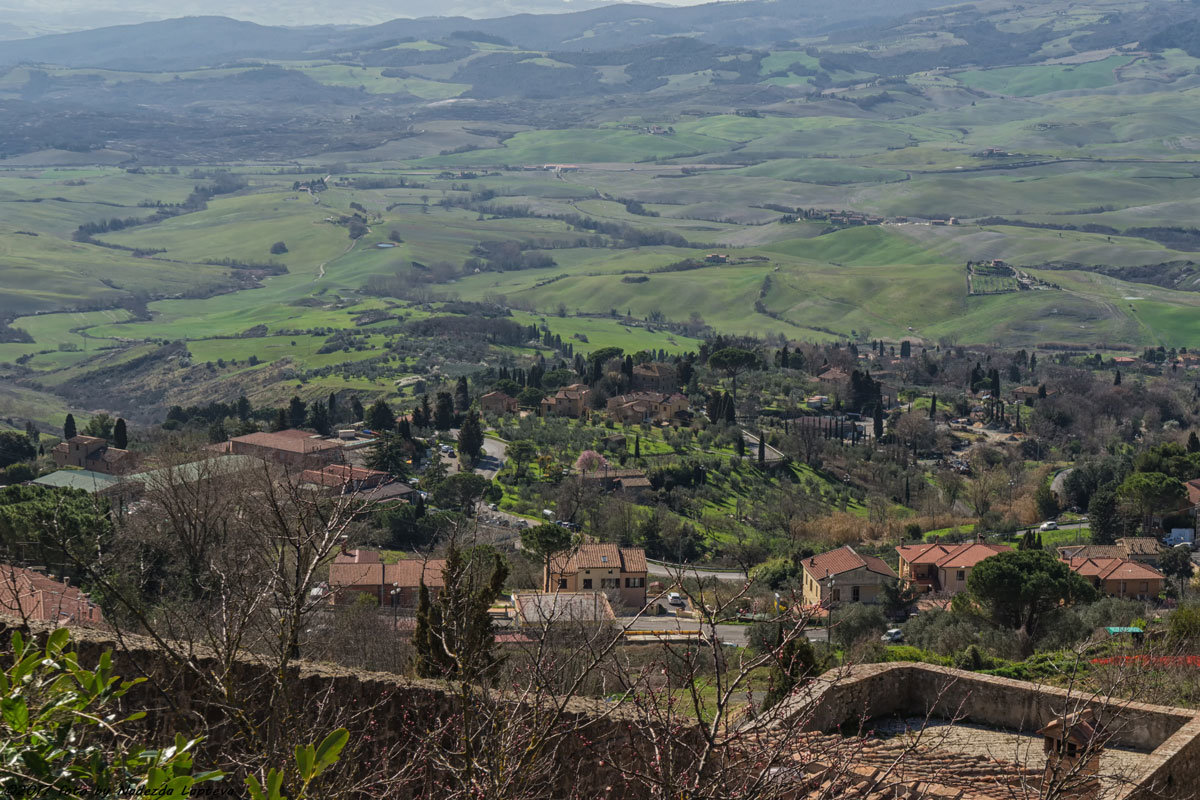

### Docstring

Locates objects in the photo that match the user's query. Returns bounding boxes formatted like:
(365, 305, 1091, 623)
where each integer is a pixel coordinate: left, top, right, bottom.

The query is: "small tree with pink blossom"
(574, 450, 608, 473)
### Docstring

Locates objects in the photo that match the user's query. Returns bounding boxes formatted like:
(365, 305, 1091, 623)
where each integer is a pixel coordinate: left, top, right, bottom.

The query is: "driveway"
(438, 430, 507, 478)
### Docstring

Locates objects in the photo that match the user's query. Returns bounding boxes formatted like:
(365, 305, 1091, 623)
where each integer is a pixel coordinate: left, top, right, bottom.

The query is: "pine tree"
(434, 392, 455, 431)
(412, 543, 508, 681)
(63, 414, 76, 440)
(113, 418, 128, 450)
(458, 410, 484, 464)
(308, 401, 331, 436)
(365, 398, 394, 432)
(288, 396, 307, 428)
(454, 377, 470, 412)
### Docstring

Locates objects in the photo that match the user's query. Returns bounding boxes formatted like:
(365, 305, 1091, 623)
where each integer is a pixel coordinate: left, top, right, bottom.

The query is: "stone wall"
(784, 661, 1200, 799)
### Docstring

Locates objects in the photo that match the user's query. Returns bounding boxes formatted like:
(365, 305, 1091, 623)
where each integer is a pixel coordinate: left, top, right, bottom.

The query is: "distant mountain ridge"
(0, 0, 944, 70)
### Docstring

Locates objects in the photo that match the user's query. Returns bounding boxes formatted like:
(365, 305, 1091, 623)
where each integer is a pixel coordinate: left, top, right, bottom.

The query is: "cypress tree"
(758, 433, 766, 465)
(873, 404, 884, 440)
(1188, 431, 1200, 454)
(272, 408, 288, 432)
(63, 414, 76, 440)
(328, 392, 339, 424)
(351, 396, 365, 422)
(113, 418, 128, 450)
(1114, 370, 1122, 386)
(634, 435, 641, 459)
(929, 394, 937, 420)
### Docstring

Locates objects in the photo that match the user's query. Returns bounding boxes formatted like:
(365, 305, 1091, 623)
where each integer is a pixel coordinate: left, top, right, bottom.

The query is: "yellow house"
(799, 546, 897, 607)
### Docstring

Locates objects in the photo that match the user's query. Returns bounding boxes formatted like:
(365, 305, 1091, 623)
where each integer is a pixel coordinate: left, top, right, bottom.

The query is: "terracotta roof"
(1117, 537, 1165, 556)
(1066, 557, 1163, 582)
(1058, 544, 1123, 561)
(0, 564, 103, 625)
(66, 435, 107, 447)
(328, 551, 446, 589)
(818, 367, 849, 381)
(550, 544, 648, 575)
(1188, 479, 1200, 507)
(897, 542, 1010, 570)
(231, 429, 340, 454)
(633, 363, 675, 377)
(802, 546, 897, 580)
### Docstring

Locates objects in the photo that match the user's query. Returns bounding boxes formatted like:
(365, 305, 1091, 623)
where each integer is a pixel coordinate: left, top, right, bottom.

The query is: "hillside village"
(5, 328, 1200, 797)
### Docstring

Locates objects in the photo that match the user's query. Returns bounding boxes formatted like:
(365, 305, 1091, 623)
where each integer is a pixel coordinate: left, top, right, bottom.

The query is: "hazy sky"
(1, 0, 710, 38)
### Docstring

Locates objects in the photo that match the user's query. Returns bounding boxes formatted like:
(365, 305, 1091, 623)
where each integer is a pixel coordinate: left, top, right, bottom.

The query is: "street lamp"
(825, 573, 836, 643)
(390, 582, 403, 629)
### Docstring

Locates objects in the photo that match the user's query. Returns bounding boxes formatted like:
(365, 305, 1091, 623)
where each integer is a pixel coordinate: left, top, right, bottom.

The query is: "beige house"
(541, 383, 593, 418)
(548, 544, 648, 610)
(632, 363, 678, 393)
(480, 391, 519, 415)
(799, 546, 897, 607)
(52, 435, 135, 475)
(895, 540, 1011, 594)
(606, 392, 689, 424)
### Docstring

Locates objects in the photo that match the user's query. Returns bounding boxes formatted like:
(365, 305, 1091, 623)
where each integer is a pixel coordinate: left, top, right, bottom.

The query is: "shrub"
(270, 241, 288, 254)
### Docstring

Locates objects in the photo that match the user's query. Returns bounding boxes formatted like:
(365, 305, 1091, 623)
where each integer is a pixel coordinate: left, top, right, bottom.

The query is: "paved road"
(615, 615, 827, 646)
(741, 431, 785, 463)
(646, 560, 749, 582)
(438, 431, 507, 479)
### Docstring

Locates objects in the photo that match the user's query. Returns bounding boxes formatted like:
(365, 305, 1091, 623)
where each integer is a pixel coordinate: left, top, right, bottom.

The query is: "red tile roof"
(0, 564, 104, 625)
(1066, 557, 1163, 582)
(1188, 479, 1200, 507)
(328, 550, 446, 589)
(896, 542, 1010, 569)
(550, 544, 648, 575)
(802, 546, 897, 580)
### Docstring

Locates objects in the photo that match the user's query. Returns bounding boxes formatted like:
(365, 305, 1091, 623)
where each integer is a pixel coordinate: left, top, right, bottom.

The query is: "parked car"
(1039, 521, 1058, 532)
(667, 593, 686, 607)
(881, 628, 904, 644)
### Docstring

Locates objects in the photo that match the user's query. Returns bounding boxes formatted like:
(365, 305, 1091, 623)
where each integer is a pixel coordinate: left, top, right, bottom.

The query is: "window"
(582, 579, 593, 589)
(558, 579, 567, 590)
(625, 577, 645, 588)
(956, 570, 965, 582)
(851, 586, 860, 602)
(1120, 581, 1127, 595)
(831, 588, 841, 602)
(601, 578, 619, 589)
(1141, 582, 1148, 593)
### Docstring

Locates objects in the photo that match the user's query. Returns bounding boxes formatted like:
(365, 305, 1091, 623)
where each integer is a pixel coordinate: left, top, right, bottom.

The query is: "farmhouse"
(52, 435, 135, 475)
(799, 546, 897, 607)
(606, 391, 689, 424)
(326, 549, 446, 609)
(548, 544, 648, 610)
(817, 367, 850, 385)
(631, 362, 678, 393)
(895, 540, 1011, 595)
(540, 383, 593, 418)
(479, 390, 519, 415)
